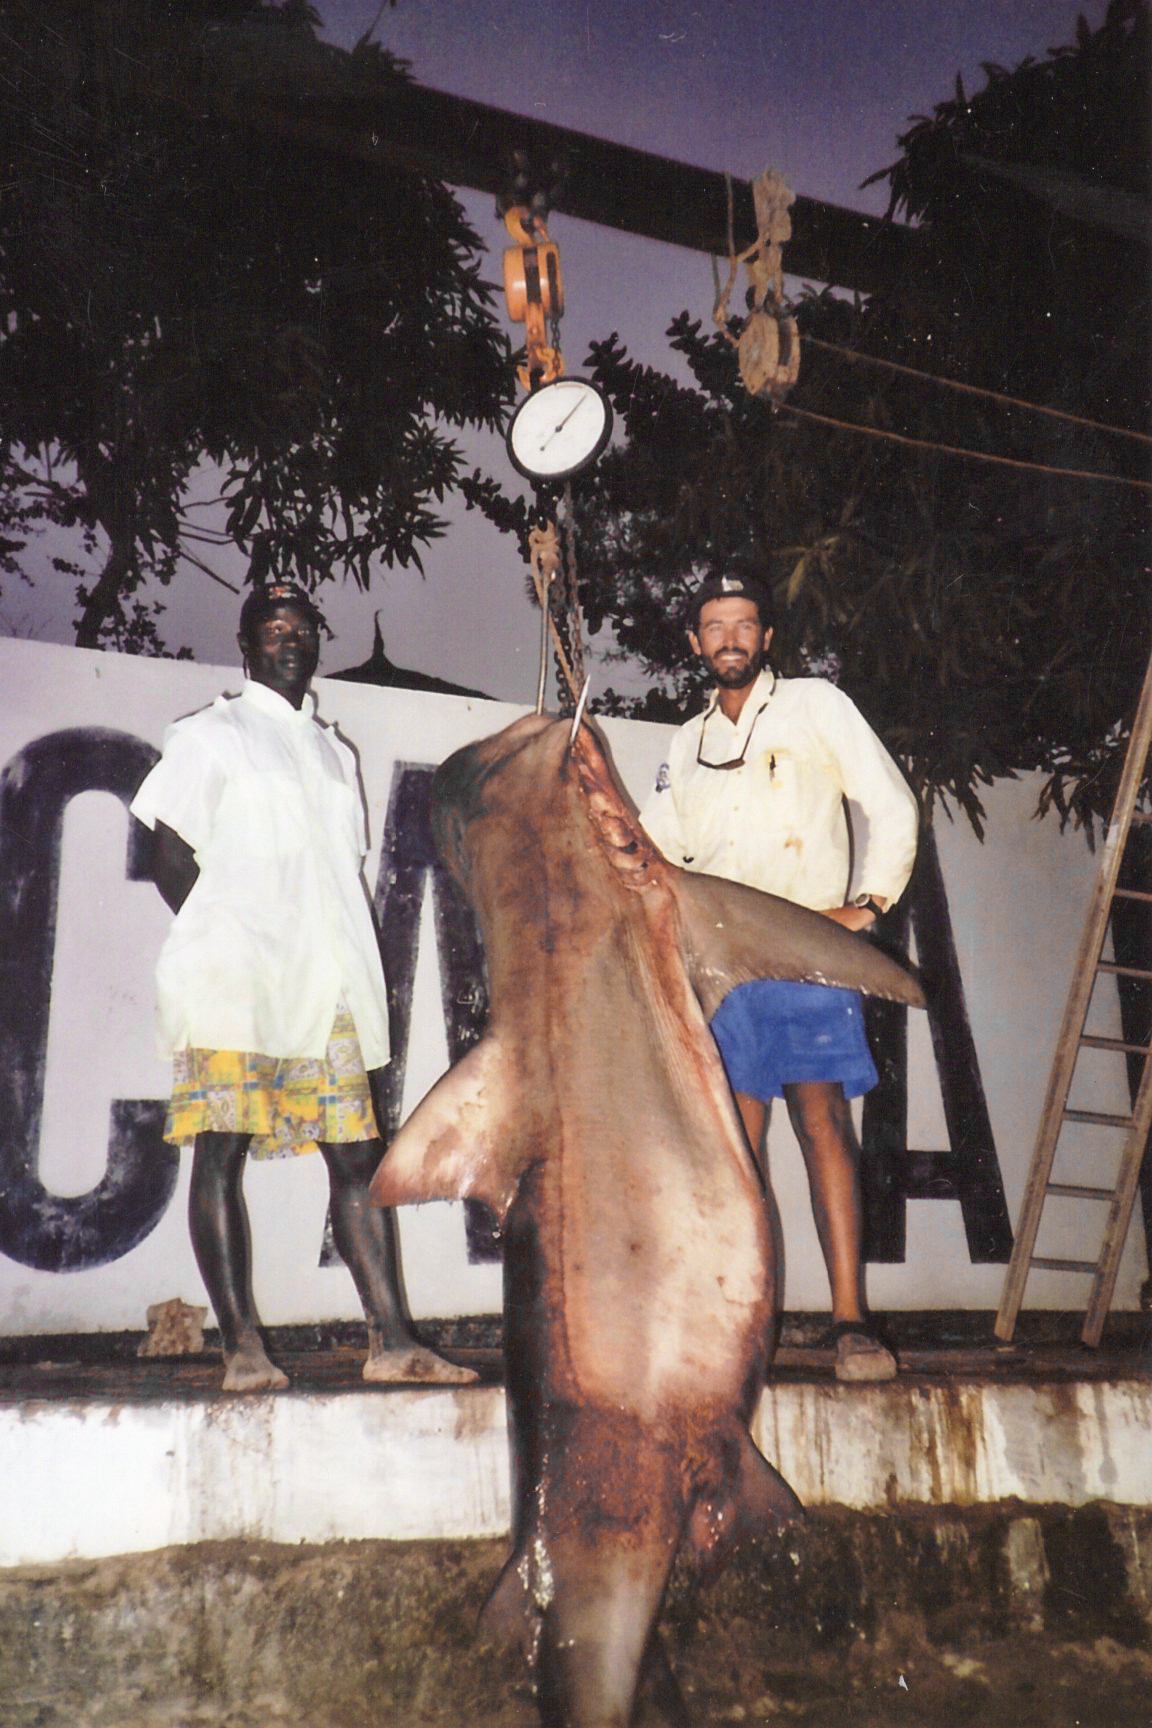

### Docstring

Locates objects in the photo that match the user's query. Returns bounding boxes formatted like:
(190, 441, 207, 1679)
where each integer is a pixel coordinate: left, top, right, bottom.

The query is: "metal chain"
(557, 480, 586, 703)
(529, 485, 587, 716)
(529, 519, 561, 715)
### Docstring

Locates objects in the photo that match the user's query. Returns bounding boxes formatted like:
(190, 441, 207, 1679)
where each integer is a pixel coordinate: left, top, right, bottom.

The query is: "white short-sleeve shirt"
(639, 669, 919, 912)
(130, 679, 391, 1068)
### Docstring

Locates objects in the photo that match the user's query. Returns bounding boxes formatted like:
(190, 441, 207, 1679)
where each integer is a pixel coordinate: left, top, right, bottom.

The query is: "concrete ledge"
(0, 1386, 510, 1566)
(754, 1376, 1152, 1509)
(4, 1375, 1151, 1567)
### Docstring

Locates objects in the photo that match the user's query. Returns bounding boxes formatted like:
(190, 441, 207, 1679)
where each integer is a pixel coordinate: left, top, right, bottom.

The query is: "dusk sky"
(6, 0, 1114, 703)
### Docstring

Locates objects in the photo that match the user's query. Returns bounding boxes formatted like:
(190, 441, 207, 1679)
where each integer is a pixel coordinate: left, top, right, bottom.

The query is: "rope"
(804, 336, 1152, 448)
(710, 173, 1147, 459)
(780, 403, 1152, 493)
(714, 170, 800, 402)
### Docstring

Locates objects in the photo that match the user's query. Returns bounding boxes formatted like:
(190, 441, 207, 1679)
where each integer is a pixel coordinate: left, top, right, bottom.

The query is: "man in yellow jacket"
(641, 574, 919, 1381)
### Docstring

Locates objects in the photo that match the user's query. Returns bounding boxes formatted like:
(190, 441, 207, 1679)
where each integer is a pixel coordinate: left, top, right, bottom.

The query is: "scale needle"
(538, 393, 591, 450)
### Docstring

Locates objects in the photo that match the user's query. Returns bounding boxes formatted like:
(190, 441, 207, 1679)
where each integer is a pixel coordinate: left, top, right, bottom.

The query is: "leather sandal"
(827, 1320, 898, 1383)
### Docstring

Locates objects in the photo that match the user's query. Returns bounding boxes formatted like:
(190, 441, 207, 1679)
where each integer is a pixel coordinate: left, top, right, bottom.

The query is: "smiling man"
(130, 582, 474, 1392)
(640, 573, 919, 1381)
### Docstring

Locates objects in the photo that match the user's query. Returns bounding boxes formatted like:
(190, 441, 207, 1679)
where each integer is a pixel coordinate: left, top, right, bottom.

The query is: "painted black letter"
(0, 730, 178, 1271)
(861, 825, 1014, 1263)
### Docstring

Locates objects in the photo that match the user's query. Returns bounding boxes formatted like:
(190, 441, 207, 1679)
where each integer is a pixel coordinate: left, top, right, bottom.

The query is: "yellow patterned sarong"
(164, 1003, 378, 1158)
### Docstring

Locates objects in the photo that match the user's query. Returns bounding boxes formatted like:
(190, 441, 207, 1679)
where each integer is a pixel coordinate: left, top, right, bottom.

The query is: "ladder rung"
(1062, 1107, 1136, 1128)
(996, 653, 1152, 1348)
(1045, 1181, 1115, 1201)
(1098, 961, 1152, 982)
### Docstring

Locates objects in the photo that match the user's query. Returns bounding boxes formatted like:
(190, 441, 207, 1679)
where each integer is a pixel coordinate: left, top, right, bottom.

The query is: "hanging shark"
(369, 710, 923, 1727)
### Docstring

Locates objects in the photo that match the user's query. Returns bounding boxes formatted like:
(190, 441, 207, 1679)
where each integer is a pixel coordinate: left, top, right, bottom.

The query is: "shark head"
(431, 711, 661, 895)
(430, 713, 557, 886)
(430, 709, 925, 1018)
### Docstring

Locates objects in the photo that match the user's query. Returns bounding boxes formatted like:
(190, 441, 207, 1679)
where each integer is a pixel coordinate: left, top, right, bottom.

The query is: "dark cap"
(239, 582, 322, 634)
(686, 573, 773, 632)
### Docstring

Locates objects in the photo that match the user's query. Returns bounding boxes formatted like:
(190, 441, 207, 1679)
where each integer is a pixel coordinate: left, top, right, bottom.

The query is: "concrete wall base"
(5, 1373, 1151, 1568)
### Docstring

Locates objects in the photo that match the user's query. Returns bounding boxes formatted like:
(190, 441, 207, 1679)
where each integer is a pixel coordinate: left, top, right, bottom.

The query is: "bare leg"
(733, 1091, 784, 1331)
(734, 1092, 767, 1185)
(319, 1139, 477, 1385)
(784, 1081, 896, 1382)
(189, 1132, 288, 1392)
(783, 1081, 864, 1323)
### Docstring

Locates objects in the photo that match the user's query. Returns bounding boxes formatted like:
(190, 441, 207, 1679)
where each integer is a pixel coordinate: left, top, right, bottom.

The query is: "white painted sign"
(0, 637, 1143, 1334)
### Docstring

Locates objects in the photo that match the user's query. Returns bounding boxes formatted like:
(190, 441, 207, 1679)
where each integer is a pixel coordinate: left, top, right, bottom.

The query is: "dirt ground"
(6, 1630, 1150, 1727)
(672, 1625, 1152, 1728)
(3, 1324, 1149, 1726)
(3, 1514, 1150, 1728)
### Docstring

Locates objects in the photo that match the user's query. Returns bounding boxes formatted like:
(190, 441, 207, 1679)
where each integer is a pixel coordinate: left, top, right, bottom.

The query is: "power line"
(781, 403, 1152, 492)
(803, 335, 1152, 448)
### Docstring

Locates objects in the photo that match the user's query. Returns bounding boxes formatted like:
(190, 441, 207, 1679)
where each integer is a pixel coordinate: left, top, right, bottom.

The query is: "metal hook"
(567, 675, 592, 750)
(535, 569, 554, 715)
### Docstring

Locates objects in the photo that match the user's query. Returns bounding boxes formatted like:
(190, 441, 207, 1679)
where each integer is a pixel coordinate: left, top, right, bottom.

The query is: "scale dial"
(506, 377, 613, 482)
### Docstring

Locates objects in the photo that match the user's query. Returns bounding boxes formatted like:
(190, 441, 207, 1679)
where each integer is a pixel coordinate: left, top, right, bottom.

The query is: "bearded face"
(689, 598, 772, 689)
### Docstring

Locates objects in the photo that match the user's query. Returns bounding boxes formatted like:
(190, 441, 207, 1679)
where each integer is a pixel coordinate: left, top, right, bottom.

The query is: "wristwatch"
(853, 893, 885, 919)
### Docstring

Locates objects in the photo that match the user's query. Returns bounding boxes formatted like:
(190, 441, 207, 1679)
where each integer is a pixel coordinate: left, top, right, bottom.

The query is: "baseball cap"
(686, 573, 773, 631)
(239, 582, 323, 634)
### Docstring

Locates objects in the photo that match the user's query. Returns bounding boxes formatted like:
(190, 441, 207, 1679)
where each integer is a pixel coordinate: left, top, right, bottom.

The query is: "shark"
(369, 710, 923, 1727)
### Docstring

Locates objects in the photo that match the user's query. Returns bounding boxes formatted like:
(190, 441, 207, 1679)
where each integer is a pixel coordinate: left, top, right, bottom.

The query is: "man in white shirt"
(640, 575, 919, 1381)
(131, 583, 474, 1393)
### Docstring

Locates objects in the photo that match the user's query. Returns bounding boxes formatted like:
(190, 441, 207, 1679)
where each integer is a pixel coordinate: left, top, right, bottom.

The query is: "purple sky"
(321, 0, 1109, 210)
(5, 0, 1113, 700)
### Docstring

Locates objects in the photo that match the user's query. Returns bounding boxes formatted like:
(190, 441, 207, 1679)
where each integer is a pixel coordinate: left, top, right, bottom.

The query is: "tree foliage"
(0, 0, 517, 650)
(577, 0, 1150, 833)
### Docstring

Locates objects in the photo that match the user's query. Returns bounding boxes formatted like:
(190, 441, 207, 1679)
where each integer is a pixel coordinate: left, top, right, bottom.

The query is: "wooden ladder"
(995, 650, 1152, 1346)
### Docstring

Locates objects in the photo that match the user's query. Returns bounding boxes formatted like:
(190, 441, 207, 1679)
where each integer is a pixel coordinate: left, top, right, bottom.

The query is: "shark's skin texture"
(370, 712, 924, 1728)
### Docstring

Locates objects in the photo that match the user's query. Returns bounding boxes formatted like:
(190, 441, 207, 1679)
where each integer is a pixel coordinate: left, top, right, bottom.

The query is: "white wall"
(0, 637, 1144, 1333)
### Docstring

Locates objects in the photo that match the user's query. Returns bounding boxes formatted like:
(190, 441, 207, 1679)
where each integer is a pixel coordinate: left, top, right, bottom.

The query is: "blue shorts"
(710, 980, 878, 1103)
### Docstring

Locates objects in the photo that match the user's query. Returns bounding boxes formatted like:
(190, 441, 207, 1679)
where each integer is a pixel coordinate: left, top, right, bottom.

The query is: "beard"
(704, 645, 765, 689)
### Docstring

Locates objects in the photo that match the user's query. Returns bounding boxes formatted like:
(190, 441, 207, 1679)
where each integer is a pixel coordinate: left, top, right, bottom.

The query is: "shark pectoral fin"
(673, 868, 925, 1020)
(368, 1036, 526, 1222)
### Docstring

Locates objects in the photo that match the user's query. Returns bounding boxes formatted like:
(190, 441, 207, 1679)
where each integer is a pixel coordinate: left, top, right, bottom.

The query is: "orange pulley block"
(503, 206, 565, 390)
